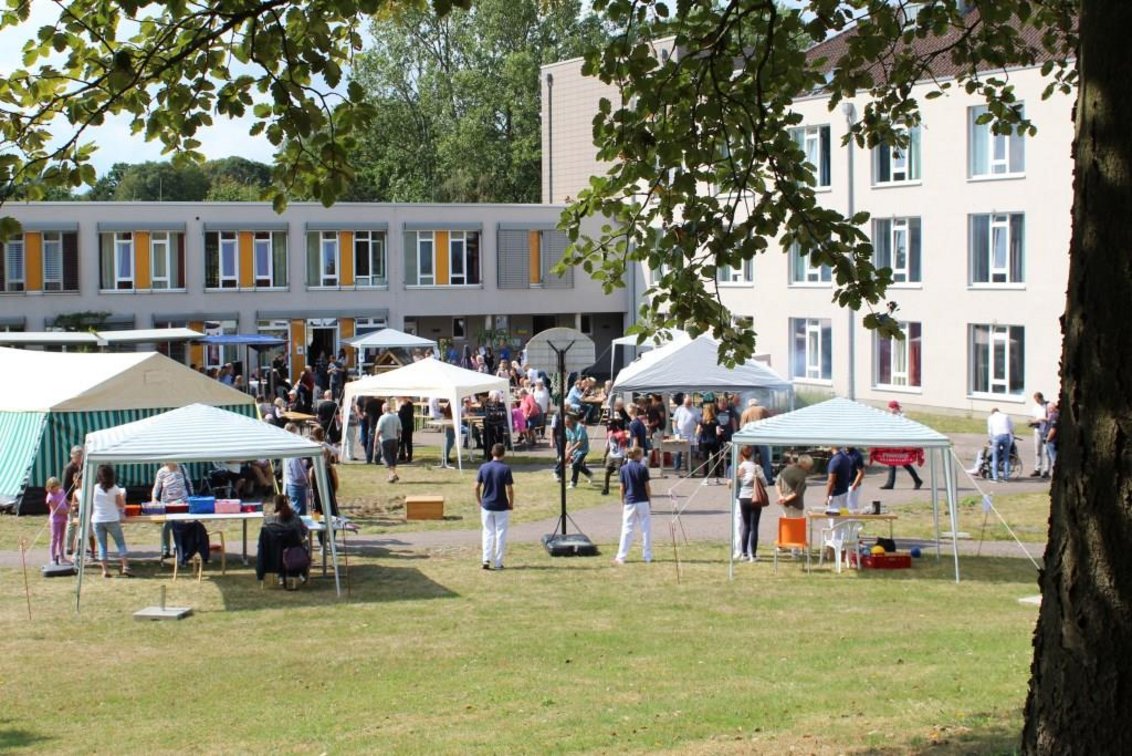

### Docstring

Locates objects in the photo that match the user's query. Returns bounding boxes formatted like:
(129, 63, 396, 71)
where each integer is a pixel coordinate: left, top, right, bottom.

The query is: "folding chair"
(773, 517, 810, 574)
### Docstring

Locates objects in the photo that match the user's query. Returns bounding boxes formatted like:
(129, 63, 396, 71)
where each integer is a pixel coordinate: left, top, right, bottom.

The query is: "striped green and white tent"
(730, 397, 961, 582)
(0, 347, 254, 514)
(75, 403, 341, 610)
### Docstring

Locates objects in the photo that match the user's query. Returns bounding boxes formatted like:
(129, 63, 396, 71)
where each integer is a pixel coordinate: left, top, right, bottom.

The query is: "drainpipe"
(545, 73, 554, 203)
(842, 102, 857, 400)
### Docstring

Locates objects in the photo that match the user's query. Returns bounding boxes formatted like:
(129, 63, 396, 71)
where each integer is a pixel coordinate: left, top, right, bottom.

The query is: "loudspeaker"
(541, 533, 599, 557)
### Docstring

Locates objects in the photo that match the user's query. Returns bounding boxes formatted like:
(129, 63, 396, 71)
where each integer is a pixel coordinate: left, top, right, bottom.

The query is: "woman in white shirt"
(736, 446, 768, 562)
(91, 465, 132, 577)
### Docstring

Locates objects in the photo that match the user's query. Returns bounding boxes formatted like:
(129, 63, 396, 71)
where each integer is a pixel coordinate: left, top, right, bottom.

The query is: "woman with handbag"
(737, 446, 769, 562)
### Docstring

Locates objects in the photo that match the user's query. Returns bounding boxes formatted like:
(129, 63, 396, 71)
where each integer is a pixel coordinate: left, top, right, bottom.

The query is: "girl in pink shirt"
(45, 477, 70, 564)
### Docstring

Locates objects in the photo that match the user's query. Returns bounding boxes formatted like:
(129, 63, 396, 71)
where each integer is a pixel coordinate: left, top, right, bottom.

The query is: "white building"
(0, 202, 627, 379)
(541, 25, 1072, 414)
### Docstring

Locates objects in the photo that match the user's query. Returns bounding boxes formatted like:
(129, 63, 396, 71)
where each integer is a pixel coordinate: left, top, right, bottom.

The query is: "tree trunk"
(1023, 1, 1132, 751)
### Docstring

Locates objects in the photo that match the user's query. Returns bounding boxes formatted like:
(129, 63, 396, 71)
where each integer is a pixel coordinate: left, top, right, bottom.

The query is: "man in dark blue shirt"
(824, 447, 855, 512)
(627, 404, 649, 455)
(476, 443, 514, 570)
(613, 446, 652, 564)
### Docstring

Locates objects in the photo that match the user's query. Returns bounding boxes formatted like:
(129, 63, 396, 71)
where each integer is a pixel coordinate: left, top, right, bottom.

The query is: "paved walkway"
(0, 429, 1047, 568)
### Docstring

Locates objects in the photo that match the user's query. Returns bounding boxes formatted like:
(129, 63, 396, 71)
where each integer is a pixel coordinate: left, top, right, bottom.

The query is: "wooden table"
(804, 511, 897, 554)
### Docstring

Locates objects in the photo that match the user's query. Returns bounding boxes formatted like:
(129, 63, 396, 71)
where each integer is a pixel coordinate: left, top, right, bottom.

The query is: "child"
(602, 430, 628, 495)
(45, 477, 69, 565)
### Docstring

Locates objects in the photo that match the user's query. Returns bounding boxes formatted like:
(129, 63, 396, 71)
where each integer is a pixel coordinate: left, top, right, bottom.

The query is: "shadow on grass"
(854, 556, 1038, 584)
(860, 719, 1019, 755)
(214, 562, 460, 611)
(0, 720, 50, 751)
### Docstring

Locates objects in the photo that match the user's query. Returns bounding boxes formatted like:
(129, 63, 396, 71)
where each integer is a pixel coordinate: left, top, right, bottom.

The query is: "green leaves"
(562, 0, 1077, 366)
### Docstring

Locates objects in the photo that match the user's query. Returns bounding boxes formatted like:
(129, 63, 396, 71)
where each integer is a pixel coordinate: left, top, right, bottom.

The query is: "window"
(453, 317, 466, 339)
(354, 231, 386, 287)
(204, 231, 239, 289)
(449, 231, 481, 285)
(790, 124, 831, 188)
(4, 236, 25, 291)
(790, 318, 832, 382)
(319, 232, 338, 286)
(970, 213, 1024, 285)
(580, 314, 592, 335)
(42, 232, 63, 291)
(253, 232, 273, 287)
(873, 127, 921, 184)
(149, 232, 186, 290)
(789, 241, 832, 285)
(98, 233, 135, 290)
(969, 104, 1025, 177)
(717, 258, 753, 285)
(970, 324, 1025, 396)
(875, 322, 922, 388)
(417, 231, 435, 286)
(873, 217, 921, 284)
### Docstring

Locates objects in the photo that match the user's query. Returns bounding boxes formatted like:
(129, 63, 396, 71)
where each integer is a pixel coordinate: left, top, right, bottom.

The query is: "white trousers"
(481, 509, 509, 568)
(847, 487, 861, 511)
(616, 501, 652, 562)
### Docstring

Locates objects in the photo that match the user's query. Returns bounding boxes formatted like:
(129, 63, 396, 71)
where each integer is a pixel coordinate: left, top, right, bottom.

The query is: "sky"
(0, 4, 285, 177)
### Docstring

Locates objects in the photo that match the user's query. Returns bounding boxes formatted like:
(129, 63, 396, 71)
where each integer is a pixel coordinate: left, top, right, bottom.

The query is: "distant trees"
(346, 0, 606, 202)
(86, 157, 273, 201)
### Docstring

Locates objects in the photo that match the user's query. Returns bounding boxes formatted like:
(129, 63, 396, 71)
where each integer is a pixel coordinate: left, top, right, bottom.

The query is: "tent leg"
(930, 449, 941, 561)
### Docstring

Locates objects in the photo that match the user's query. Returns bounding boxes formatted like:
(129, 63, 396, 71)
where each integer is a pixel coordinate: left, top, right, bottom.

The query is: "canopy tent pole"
(728, 442, 738, 580)
(74, 458, 95, 614)
(943, 451, 961, 583)
(930, 448, 942, 561)
(311, 457, 341, 596)
(452, 390, 464, 472)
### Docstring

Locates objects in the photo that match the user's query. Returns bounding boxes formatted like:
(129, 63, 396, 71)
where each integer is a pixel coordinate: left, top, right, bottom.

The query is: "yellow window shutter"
(134, 231, 151, 289)
(238, 231, 254, 288)
(24, 232, 42, 291)
(528, 231, 541, 285)
(339, 231, 354, 286)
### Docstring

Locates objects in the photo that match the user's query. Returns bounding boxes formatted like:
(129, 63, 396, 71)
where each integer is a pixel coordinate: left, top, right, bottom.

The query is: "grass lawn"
(902, 411, 986, 435)
(0, 542, 1038, 754)
(878, 491, 1052, 544)
(337, 450, 610, 534)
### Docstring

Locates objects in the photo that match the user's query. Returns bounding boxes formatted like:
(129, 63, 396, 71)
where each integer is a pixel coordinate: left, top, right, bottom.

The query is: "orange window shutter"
(339, 318, 355, 367)
(134, 231, 151, 289)
(238, 232, 254, 288)
(435, 230, 449, 285)
(528, 231, 541, 285)
(24, 233, 43, 291)
(339, 231, 354, 286)
(188, 321, 204, 367)
(290, 319, 306, 382)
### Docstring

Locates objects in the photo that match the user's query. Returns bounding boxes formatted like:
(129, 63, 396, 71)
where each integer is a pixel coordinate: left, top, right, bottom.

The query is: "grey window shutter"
(540, 230, 573, 289)
(403, 231, 417, 285)
(305, 232, 319, 286)
(496, 229, 529, 289)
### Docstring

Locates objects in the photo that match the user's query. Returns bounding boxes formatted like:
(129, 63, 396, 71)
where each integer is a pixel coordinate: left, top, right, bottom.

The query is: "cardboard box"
(405, 495, 444, 520)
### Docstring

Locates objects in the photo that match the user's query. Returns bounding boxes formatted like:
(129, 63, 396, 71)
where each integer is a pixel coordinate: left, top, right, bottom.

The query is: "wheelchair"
(976, 436, 1024, 480)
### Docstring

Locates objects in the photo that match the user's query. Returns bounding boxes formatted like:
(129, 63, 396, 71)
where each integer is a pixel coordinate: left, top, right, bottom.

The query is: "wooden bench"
(404, 495, 445, 520)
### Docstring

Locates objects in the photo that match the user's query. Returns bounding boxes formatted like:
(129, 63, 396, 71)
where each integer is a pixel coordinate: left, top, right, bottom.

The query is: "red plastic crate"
(857, 553, 912, 569)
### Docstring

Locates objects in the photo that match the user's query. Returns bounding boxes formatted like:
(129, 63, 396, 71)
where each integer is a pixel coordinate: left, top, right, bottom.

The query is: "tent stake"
(19, 537, 32, 621)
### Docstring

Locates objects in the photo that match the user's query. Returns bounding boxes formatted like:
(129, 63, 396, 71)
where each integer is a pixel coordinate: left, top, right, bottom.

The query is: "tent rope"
(948, 448, 1041, 570)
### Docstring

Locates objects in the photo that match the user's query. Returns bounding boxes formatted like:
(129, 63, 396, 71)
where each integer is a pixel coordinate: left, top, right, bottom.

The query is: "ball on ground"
(910, 546, 922, 558)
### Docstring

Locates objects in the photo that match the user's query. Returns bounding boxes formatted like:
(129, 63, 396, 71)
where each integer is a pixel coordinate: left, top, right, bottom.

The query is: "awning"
(0, 411, 47, 500)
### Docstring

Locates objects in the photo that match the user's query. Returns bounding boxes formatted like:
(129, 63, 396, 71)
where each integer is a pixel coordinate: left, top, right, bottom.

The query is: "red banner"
(869, 447, 925, 467)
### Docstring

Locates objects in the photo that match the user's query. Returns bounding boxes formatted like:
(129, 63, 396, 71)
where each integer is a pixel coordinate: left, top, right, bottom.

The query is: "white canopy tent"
(341, 358, 509, 471)
(75, 404, 340, 612)
(612, 333, 792, 399)
(343, 328, 437, 351)
(730, 397, 961, 581)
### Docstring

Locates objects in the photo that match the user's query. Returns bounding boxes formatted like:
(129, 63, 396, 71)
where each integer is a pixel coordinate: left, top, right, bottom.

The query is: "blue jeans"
(1046, 442, 1057, 471)
(94, 521, 128, 560)
(444, 426, 455, 464)
(286, 484, 309, 515)
(991, 434, 1012, 481)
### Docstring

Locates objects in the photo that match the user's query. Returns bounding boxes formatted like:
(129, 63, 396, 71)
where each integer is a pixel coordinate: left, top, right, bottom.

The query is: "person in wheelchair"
(968, 437, 1023, 479)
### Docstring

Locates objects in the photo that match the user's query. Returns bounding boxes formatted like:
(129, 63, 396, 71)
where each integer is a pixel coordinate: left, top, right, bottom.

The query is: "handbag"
(752, 475, 770, 507)
(282, 545, 311, 573)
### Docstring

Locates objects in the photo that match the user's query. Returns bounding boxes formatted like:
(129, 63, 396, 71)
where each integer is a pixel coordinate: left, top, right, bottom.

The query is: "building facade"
(541, 42, 1073, 414)
(0, 202, 627, 379)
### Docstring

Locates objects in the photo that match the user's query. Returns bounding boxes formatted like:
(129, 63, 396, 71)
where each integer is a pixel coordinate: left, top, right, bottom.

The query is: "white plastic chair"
(819, 520, 864, 574)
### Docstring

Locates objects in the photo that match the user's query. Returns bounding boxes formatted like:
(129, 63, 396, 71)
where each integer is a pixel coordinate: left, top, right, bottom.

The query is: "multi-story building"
(0, 202, 626, 379)
(540, 28, 1073, 414)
